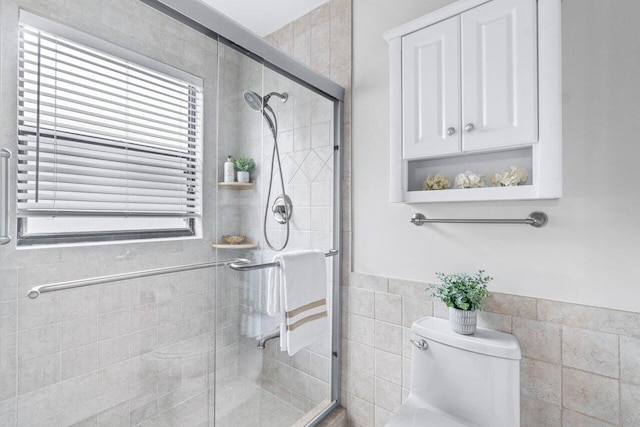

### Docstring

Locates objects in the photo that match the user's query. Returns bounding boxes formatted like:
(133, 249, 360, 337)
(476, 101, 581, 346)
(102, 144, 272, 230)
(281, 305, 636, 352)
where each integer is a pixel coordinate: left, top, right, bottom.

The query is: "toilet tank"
(410, 317, 521, 427)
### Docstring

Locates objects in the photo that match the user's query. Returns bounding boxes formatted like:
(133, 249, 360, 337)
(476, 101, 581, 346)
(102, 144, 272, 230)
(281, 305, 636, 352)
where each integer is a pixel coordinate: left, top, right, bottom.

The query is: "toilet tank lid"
(412, 317, 521, 360)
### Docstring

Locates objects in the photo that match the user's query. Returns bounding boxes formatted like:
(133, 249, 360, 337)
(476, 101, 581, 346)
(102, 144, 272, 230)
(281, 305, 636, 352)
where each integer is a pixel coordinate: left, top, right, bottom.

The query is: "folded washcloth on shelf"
(267, 250, 329, 356)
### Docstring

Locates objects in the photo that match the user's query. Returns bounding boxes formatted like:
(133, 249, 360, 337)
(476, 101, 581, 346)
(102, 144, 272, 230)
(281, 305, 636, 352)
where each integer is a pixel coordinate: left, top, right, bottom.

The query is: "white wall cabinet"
(385, 0, 562, 203)
(461, 0, 538, 151)
(402, 17, 461, 159)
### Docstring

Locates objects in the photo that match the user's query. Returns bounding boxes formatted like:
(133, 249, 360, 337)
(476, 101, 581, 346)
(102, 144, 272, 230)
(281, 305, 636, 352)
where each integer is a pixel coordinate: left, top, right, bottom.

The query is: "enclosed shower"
(0, 0, 343, 426)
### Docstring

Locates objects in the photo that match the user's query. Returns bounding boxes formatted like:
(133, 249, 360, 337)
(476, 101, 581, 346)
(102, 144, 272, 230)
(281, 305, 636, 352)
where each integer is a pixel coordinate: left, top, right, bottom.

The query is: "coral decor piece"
(490, 166, 528, 187)
(222, 235, 246, 245)
(423, 173, 451, 190)
(454, 170, 485, 189)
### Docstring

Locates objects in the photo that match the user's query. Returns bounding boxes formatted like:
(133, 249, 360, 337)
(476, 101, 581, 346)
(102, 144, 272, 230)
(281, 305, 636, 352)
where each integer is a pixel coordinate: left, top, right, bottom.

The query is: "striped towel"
(267, 250, 329, 356)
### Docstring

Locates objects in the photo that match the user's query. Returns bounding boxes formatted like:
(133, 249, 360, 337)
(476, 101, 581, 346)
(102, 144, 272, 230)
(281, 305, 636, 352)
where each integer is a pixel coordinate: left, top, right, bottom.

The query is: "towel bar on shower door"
(229, 249, 339, 271)
(27, 258, 245, 299)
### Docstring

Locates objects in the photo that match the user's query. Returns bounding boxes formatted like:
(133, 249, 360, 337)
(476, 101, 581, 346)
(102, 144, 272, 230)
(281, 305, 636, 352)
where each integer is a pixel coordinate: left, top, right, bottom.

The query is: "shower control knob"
(272, 195, 293, 225)
(447, 127, 456, 136)
(465, 123, 475, 132)
(410, 339, 429, 350)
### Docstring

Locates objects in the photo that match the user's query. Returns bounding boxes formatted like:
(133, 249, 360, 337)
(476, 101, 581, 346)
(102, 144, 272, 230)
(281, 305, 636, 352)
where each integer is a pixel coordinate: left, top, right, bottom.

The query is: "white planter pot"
(237, 171, 250, 183)
(449, 307, 477, 335)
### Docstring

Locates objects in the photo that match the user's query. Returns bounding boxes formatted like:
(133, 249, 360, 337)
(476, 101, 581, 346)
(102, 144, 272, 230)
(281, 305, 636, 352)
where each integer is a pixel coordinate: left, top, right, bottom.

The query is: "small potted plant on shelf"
(234, 157, 255, 183)
(429, 270, 492, 335)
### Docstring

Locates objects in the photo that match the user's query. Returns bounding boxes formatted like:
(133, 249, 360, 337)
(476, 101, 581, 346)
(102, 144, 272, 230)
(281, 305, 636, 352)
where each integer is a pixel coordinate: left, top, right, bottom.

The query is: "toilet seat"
(385, 397, 472, 427)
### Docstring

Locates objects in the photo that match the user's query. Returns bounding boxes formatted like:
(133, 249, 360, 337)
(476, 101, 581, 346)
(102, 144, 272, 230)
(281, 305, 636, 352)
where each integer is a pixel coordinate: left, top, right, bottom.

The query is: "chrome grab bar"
(27, 258, 243, 299)
(410, 212, 548, 228)
(0, 149, 10, 245)
(229, 249, 339, 272)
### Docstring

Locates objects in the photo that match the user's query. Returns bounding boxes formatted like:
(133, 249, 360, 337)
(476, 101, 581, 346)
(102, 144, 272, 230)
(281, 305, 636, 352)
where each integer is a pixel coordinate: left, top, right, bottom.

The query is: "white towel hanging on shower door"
(267, 250, 329, 356)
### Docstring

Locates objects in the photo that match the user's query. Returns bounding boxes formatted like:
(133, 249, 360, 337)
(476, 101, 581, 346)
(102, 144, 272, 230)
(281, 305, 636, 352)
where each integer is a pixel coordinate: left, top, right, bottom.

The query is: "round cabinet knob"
(465, 123, 475, 132)
(447, 127, 456, 136)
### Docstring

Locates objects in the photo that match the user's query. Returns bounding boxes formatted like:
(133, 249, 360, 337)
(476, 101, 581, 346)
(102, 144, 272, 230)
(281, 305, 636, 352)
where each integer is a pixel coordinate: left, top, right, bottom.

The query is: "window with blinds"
(16, 13, 203, 245)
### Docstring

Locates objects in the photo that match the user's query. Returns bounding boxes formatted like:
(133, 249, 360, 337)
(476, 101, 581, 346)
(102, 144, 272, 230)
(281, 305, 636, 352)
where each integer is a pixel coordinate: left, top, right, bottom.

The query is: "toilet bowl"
(386, 317, 521, 427)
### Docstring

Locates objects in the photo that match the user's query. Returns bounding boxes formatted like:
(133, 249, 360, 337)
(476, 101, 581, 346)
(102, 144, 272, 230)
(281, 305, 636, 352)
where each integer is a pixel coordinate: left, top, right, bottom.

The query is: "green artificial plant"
(429, 270, 492, 311)
(233, 157, 256, 172)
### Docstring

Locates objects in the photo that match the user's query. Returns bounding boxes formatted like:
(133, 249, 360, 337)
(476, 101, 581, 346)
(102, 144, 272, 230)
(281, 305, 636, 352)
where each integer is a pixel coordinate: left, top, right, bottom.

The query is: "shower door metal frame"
(305, 98, 344, 426)
(138, 1, 346, 424)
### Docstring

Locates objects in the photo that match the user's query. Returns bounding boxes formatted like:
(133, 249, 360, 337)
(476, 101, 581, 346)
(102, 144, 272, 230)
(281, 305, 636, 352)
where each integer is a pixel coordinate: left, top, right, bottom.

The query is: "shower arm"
(264, 92, 288, 104)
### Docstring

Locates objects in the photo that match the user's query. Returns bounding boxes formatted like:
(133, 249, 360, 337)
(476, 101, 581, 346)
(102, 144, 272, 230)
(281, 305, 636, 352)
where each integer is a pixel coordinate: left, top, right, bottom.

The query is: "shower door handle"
(0, 149, 10, 245)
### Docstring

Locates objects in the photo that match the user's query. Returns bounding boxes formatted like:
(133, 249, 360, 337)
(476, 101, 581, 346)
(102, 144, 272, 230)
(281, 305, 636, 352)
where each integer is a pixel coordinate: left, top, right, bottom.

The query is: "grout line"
(559, 326, 564, 413)
(618, 336, 622, 427)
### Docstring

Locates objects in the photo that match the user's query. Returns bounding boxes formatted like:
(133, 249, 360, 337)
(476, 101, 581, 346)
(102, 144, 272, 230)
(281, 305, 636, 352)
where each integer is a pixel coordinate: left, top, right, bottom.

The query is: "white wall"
(352, 0, 640, 312)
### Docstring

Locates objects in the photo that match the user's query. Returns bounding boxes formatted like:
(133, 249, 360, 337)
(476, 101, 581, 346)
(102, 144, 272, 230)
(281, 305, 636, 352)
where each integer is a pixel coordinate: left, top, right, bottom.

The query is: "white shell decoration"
(454, 170, 485, 189)
(423, 173, 451, 190)
(490, 166, 528, 187)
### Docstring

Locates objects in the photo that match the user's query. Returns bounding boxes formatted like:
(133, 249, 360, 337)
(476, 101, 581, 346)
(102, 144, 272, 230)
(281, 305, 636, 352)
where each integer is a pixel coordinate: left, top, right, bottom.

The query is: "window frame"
(16, 11, 204, 247)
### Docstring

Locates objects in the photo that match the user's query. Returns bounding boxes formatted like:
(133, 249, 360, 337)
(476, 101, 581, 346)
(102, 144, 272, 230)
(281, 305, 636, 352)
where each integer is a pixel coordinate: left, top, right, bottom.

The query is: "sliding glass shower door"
(214, 42, 338, 426)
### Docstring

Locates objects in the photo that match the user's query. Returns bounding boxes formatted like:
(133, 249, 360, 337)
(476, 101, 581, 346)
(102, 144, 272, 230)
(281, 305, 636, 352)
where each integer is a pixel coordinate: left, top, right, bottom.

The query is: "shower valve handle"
(272, 195, 293, 225)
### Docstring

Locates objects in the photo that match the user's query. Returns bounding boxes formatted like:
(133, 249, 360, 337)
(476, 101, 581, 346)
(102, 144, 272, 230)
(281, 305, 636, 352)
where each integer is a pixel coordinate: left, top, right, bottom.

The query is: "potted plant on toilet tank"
(429, 270, 492, 335)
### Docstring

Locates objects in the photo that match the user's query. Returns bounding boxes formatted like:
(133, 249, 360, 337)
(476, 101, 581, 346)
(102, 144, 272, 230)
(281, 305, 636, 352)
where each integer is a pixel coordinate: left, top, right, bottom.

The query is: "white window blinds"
(17, 18, 203, 224)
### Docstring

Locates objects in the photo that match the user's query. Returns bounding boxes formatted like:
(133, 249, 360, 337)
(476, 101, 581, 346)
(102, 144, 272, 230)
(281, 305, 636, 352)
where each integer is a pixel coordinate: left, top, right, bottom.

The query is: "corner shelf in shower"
(212, 240, 258, 250)
(217, 181, 254, 190)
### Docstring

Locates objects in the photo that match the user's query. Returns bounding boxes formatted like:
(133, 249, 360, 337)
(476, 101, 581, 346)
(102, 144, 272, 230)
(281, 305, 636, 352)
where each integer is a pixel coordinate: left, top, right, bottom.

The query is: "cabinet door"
(402, 17, 460, 159)
(461, 0, 537, 151)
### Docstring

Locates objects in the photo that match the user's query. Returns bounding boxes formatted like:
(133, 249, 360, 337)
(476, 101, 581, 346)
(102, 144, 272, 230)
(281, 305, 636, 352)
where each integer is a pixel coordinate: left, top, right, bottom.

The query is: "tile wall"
(340, 272, 640, 427)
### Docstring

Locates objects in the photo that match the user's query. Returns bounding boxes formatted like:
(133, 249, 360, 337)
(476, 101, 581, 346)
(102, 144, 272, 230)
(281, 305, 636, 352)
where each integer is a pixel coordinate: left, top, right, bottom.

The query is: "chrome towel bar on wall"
(0, 149, 11, 245)
(229, 249, 339, 271)
(410, 212, 548, 228)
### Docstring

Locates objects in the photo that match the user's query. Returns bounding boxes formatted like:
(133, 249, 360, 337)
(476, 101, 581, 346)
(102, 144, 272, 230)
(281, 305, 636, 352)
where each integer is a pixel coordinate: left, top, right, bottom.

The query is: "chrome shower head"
(243, 90, 275, 131)
(243, 91, 263, 112)
(242, 90, 288, 132)
(243, 90, 288, 111)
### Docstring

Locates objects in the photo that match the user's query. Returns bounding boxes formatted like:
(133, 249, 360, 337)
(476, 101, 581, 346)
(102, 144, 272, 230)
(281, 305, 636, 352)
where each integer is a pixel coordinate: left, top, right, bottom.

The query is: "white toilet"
(387, 317, 521, 427)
